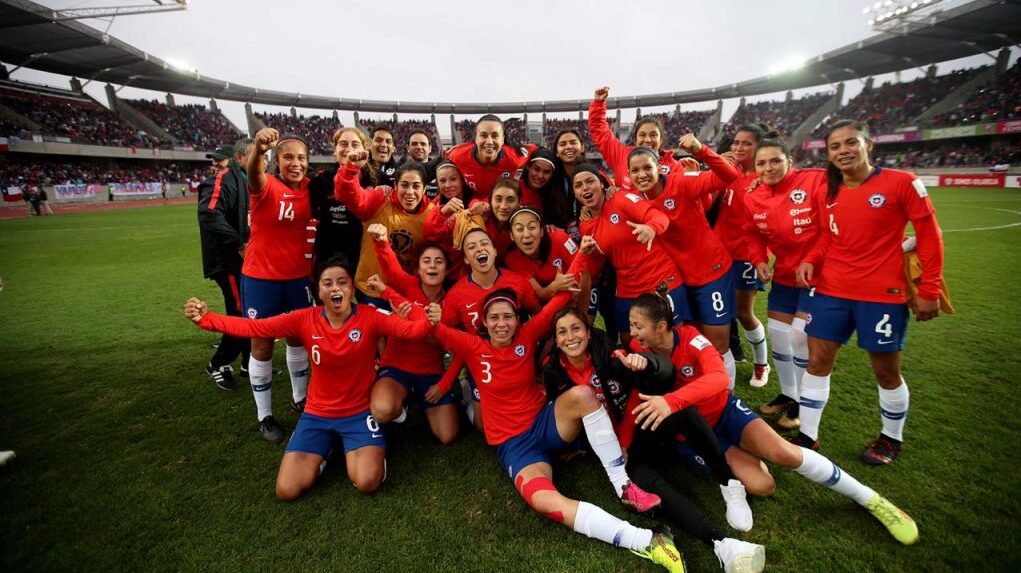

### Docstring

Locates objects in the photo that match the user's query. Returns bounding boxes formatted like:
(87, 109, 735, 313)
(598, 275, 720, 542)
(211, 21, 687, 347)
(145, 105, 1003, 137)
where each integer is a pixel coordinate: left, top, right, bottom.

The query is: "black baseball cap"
(205, 145, 234, 160)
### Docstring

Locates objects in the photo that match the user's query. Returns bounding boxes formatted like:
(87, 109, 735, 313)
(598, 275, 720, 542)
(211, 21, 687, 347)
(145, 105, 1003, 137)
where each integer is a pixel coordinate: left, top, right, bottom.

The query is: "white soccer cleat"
(713, 538, 765, 573)
(748, 364, 770, 388)
(720, 479, 753, 532)
(0, 450, 15, 467)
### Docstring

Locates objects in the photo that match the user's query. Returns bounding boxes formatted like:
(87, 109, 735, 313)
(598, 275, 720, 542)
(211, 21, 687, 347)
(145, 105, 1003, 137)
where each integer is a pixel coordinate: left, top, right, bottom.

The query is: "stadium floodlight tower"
(36, 0, 188, 22)
(862, 0, 952, 32)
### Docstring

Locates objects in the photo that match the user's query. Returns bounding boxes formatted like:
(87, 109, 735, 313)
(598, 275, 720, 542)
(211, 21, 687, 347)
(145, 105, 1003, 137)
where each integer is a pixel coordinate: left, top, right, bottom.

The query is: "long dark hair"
(824, 119, 871, 203)
(631, 284, 675, 330)
(434, 160, 473, 206)
(508, 207, 553, 263)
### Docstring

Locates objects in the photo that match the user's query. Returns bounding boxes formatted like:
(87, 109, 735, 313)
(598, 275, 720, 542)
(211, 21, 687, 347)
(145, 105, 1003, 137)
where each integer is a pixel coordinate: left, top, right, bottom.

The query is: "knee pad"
(515, 475, 564, 523)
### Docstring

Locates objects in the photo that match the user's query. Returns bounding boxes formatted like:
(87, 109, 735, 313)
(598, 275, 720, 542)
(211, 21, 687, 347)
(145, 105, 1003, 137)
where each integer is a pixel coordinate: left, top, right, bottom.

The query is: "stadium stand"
(255, 111, 339, 155)
(360, 118, 440, 158)
(456, 117, 526, 147)
(0, 85, 159, 147)
(543, 117, 620, 153)
(928, 62, 1021, 126)
(724, 92, 831, 138)
(128, 99, 241, 150)
(874, 140, 1021, 169)
(0, 156, 208, 186)
(624, 110, 714, 147)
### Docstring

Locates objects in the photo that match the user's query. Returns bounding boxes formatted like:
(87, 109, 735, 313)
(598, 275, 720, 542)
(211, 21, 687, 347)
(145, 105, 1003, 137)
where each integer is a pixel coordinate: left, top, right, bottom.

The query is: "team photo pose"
(744, 135, 828, 433)
(427, 159, 479, 280)
(447, 114, 532, 201)
(424, 286, 687, 573)
(185, 255, 432, 499)
(548, 129, 585, 237)
(516, 148, 562, 212)
(627, 292, 920, 546)
(503, 207, 588, 305)
(542, 307, 766, 573)
(242, 128, 315, 443)
(309, 126, 370, 270)
(795, 120, 945, 464)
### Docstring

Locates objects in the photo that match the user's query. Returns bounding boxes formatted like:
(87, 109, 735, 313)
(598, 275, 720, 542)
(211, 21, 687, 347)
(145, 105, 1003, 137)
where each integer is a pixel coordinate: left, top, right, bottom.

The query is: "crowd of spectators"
(797, 138, 1021, 169)
(813, 67, 985, 136)
(455, 117, 526, 147)
(129, 100, 241, 150)
(624, 110, 713, 147)
(725, 92, 831, 138)
(0, 157, 209, 187)
(543, 117, 618, 153)
(0, 87, 159, 147)
(361, 118, 440, 158)
(256, 111, 339, 155)
(928, 63, 1021, 127)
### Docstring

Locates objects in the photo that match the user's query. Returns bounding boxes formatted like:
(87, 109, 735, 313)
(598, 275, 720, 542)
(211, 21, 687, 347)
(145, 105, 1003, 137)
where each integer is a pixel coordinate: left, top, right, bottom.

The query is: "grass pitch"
(0, 187, 1019, 572)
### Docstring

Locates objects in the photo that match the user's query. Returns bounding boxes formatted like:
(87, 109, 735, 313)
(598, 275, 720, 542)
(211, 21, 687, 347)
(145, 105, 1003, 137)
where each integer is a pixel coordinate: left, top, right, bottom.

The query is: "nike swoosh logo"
(877, 339, 894, 344)
(283, 194, 295, 198)
(466, 302, 478, 309)
(481, 354, 493, 358)
(312, 335, 324, 340)
(715, 312, 727, 318)
(826, 203, 838, 208)
(371, 433, 383, 438)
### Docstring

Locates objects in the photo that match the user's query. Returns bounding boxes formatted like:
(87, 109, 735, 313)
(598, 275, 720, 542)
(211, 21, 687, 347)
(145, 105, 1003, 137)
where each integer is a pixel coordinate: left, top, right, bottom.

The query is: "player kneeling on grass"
(626, 289, 920, 546)
(423, 284, 686, 572)
(184, 254, 432, 500)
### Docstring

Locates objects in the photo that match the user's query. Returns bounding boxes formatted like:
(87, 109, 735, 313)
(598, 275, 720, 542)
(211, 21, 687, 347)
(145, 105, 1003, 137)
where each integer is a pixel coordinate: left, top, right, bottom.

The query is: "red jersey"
(242, 175, 313, 280)
(197, 305, 429, 418)
(441, 268, 541, 330)
(630, 325, 730, 433)
(433, 292, 573, 445)
(578, 191, 682, 298)
(713, 172, 760, 263)
(588, 99, 684, 193)
(447, 143, 529, 203)
(560, 354, 642, 450)
(805, 167, 943, 304)
(746, 168, 827, 288)
(644, 146, 738, 287)
(372, 240, 445, 375)
(503, 226, 579, 287)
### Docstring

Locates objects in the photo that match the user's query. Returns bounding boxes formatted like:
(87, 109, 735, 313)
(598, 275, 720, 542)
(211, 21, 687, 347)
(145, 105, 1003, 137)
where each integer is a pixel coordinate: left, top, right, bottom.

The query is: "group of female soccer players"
(182, 84, 946, 573)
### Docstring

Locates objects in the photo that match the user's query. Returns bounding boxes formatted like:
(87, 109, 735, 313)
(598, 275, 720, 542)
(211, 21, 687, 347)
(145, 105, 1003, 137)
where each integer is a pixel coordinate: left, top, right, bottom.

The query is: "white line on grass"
(943, 209, 1021, 233)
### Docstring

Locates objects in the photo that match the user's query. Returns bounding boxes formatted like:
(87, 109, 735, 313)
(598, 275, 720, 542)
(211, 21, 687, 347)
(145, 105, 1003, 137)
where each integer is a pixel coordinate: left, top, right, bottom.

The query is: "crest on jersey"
(514, 344, 526, 357)
(590, 374, 602, 388)
(607, 380, 622, 395)
(552, 257, 563, 269)
(664, 198, 676, 210)
(390, 229, 414, 254)
(660, 165, 671, 175)
(681, 365, 695, 377)
(610, 213, 620, 224)
(349, 329, 362, 342)
(868, 193, 887, 208)
(247, 308, 258, 319)
(789, 189, 807, 204)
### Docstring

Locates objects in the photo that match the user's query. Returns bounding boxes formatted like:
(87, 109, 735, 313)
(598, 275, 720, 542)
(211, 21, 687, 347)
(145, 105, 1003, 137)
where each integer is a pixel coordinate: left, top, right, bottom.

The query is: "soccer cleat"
(758, 394, 795, 416)
(713, 538, 766, 573)
(259, 415, 285, 444)
(720, 479, 753, 532)
(633, 525, 686, 573)
(862, 435, 902, 465)
(290, 399, 306, 414)
(788, 432, 820, 451)
(239, 364, 249, 379)
(748, 364, 770, 388)
(777, 413, 801, 430)
(206, 363, 237, 391)
(0, 450, 15, 467)
(865, 494, 919, 545)
(620, 480, 662, 513)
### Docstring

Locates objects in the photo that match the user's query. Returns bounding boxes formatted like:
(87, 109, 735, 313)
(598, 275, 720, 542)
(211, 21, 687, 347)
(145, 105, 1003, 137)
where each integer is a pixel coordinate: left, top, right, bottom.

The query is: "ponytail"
(823, 119, 871, 203)
(631, 284, 675, 330)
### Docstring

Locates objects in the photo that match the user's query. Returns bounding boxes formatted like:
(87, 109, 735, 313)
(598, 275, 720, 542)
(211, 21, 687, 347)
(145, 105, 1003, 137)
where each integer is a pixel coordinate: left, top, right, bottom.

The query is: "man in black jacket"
(197, 139, 253, 390)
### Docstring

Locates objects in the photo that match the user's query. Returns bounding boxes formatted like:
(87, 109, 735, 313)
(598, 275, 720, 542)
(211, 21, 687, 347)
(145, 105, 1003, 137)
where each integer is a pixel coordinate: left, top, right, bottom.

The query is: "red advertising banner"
(938, 174, 1005, 187)
(997, 120, 1021, 134)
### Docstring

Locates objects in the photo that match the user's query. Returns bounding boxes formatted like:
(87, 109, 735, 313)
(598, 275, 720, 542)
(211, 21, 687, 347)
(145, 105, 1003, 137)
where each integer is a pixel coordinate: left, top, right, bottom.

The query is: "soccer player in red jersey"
(572, 164, 685, 344)
(549, 129, 586, 238)
(447, 114, 532, 202)
(744, 135, 828, 433)
(715, 124, 772, 388)
(504, 207, 587, 304)
(242, 128, 315, 443)
(184, 255, 432, 500)
(627, 293, 920, 546)
(795, 120, 945, 465)
(478, 178, 522, 262)
(425, 160, 479, 281)
(626, 135, 743, 387)
(516, 148, 561, 212)
(361, 223, 458, 444)
(423, 288, 686, 572)
(588, 86, 684, 194)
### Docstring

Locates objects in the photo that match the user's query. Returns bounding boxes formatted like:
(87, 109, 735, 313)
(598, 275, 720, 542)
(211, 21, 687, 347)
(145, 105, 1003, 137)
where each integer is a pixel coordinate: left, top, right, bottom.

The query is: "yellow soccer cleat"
(866, 494, 919, 545)
(633, 525, 687, 573)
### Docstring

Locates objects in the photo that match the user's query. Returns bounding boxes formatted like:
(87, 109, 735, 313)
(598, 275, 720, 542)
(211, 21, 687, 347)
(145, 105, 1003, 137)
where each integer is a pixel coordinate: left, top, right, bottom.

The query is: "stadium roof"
(1, 0, 1019, 113)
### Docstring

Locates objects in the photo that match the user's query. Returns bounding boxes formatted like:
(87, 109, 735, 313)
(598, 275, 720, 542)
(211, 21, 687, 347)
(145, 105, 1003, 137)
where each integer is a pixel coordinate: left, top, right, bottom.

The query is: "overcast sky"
(8, 0, 1015, 140)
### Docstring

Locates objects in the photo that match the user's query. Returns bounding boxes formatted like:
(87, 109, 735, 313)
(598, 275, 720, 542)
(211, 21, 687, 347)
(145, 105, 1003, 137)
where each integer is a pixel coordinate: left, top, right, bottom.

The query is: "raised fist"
(254, 128, 280, 154)
(593, 86, 610, 101)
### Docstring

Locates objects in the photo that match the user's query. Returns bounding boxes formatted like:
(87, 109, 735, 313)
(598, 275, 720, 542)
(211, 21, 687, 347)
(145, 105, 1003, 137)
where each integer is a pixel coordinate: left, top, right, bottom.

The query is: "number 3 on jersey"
(278, 200, 295, 221)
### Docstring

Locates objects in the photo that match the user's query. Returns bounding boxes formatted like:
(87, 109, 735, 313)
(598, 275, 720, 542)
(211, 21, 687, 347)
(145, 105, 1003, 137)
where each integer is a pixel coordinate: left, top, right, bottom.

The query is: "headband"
(485, 296, 518, 312)
(509, 207, 542, 225)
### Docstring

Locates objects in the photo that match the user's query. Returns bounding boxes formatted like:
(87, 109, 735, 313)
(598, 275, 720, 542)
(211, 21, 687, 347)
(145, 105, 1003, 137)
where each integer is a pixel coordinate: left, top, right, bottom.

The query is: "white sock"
(574, 501, 653, 551)
(744, 322, 768, 365)
(723, 349, 736, 390)
(878, 379, 909, 441)
(465, 402, 476, 425)
(794, 447, 875, 506)
(799, 372, 831, 441)
(285, 345, 309, 403)
(248, 356, 273, 421)
(582, 407, 630, 494)
(768, 318, 798, 401)
(790, 317, 809, 385)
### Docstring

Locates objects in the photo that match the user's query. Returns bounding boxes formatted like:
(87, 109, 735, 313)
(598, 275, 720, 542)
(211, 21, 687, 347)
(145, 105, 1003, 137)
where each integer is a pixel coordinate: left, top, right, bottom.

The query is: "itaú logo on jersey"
(610, 213, 621, 224)
(680, 365, 695, 377)
(868, 193, 887, 208)
(789, 189, 807, 204)
(349, 329, 362, 342)
(663, 198, 676, 210)
(514, 344, 526, 357)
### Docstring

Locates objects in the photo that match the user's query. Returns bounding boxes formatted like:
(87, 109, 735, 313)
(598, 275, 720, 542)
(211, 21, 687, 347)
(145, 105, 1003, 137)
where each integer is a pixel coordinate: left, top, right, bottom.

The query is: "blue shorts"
(686, 266, 736, 325)
(615, 283, 691, 331)
(285, 410, 386, 457)
(496, 402, 580, 480)
(377, 366, 456, 410)
(733, 260, 765, 292)
(587, 285, 600, 316)
(240, 275, 312, 319)
(805, 291, 909, 352)
(767, 283, 812, 315)
(676, 395, 758, 470)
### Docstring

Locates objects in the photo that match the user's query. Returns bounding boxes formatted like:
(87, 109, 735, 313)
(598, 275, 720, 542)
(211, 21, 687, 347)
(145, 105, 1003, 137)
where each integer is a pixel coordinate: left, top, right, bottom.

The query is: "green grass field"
(1, 187, 1019, 572)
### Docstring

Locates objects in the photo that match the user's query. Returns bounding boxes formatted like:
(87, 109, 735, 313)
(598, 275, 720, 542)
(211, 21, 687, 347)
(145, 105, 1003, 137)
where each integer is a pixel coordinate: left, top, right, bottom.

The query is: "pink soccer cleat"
(620, 480, 662, 513)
